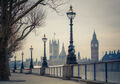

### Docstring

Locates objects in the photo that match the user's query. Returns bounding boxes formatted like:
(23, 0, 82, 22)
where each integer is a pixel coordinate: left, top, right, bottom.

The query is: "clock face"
(91, 43, 98, 47)
(95, 44, 98, 47)
(91, 44, 94, 47)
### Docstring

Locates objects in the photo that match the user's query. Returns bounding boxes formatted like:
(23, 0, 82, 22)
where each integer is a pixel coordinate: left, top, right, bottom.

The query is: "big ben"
(91, 31, 99, 62)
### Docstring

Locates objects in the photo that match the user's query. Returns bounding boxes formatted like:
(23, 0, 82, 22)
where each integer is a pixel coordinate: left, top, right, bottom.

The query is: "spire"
(117, 50, 120, 54)
(109, 50, 111, 54)
(91, 30, 98, 43)
(59, 43, 66, 57)
(78, 52, 80, 60)
(111, 51, 114, 54)
(93, 31, 97, 40)
(62, 43, 65, 52)
(105, 51, 107, 55)
(54, 33, 56, 40)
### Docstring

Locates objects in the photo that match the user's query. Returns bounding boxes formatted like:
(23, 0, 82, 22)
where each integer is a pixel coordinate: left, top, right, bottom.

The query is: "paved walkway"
(0, 73, 87, 84)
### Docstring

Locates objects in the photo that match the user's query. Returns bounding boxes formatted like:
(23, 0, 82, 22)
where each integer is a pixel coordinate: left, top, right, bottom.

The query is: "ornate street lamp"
(30, 45, 34, 69)
(20, 52, 24, 73)
(66, 6, 77, 64)
(14, 56, 17, 70)
(42, 34, 48, 67)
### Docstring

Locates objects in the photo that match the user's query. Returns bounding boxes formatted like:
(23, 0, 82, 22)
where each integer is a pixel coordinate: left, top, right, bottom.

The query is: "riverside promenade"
(0, 73, 87, 84)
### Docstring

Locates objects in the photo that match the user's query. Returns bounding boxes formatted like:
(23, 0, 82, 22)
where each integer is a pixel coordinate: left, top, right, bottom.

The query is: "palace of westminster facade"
(47, 31, 99, 66)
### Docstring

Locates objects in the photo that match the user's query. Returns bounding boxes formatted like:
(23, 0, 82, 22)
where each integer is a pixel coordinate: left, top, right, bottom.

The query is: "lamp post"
(66, 6, 77, 64)
(42, 34, 48, 67)
(30, 46, 34, 69)
(20, 52, 24, 73)
(14, 56, 17, 70)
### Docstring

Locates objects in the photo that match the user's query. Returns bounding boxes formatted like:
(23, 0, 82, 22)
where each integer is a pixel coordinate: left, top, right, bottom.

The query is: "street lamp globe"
(42, 34, 47, 42)
(66, 5, 76, 20)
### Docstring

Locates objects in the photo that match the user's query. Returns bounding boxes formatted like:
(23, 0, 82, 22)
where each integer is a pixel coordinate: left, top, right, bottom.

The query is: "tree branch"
(12, 0, 44, 25)
(8, 26, 35, 52)
(19, 24, 34, 38)
(12, 0, 28, 10)
(12, 23, 23, 35)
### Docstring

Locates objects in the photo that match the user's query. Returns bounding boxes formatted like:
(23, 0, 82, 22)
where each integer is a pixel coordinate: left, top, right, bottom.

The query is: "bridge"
(3, 60, 120, 84)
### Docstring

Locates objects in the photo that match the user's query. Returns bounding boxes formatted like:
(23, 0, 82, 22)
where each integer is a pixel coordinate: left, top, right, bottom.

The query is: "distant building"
(77, 31, 99, 63)
(77, 52, 91, 63)
(77, 52, 81, 63)
(58, 43, 66, 64)
(49, 39, 59, 60)
(102, 50, 120, 61)
(78, 52, 81, 60)
(48, 37, 67, 66)
(34, 58, 38, 66)
(91, 31, 99, 62)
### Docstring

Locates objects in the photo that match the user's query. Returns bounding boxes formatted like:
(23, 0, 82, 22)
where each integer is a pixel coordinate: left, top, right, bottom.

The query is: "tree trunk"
(0, 38, 10, 81)
(0, 0, 10, 80)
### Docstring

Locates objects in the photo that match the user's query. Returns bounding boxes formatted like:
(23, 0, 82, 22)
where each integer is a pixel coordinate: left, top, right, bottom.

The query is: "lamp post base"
(66, 45, 77, 64)
(66, 56, 77, 64)
(42, 61, 48, 67)
(30, 64, 33, 69)
(42, 57, 48, 67)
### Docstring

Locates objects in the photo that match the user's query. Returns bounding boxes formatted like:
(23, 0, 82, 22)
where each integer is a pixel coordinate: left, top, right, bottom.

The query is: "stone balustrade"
(14, 60, 120, 84)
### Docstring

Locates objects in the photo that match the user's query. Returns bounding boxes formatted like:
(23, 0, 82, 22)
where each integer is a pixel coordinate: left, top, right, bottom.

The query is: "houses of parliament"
(48, 39, 66, 66)
(48, 31, 99, 65)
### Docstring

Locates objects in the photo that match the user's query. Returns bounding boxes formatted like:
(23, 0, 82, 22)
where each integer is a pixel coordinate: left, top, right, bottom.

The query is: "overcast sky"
(12, 0, 120, 62)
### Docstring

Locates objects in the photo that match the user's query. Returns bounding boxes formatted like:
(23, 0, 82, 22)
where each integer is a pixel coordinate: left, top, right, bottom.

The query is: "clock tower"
(91, 31, 99, 62)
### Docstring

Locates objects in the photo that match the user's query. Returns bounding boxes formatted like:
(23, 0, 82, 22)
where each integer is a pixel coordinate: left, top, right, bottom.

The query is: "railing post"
(57, 67, 58, 77)
(39, 68, 41, 75)
(94, 64, 96, 81)
(72, 66, 73, 78)
(49, 68, 50, 75)
(105, 62, 108, 82)
(78, 65, 80, 77)
(51, 67, 53, 76)
(54, 67, 55, 76)
(50, 68, 51, 75)
(85, 64, 87, 80)
(60, 67, 61, 77)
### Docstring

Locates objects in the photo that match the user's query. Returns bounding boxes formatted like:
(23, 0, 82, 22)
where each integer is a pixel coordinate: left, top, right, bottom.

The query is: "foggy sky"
(13, 0, 120, 61)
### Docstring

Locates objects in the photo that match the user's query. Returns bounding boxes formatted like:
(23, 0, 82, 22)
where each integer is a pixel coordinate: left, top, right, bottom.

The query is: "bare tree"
(8, 7, 45, 54)
(0, 0, 68, 80)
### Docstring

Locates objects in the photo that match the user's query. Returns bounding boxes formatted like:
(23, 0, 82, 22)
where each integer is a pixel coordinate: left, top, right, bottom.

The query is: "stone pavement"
(0, 73, 87, 84)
